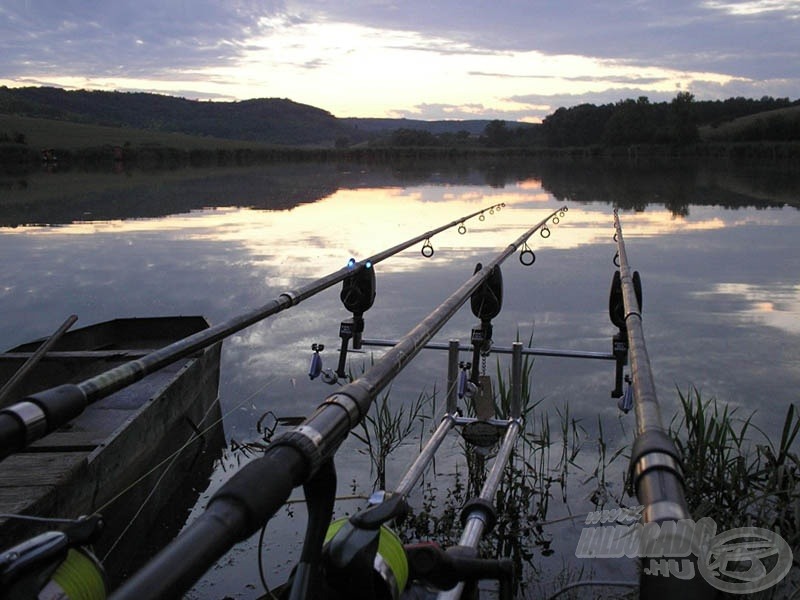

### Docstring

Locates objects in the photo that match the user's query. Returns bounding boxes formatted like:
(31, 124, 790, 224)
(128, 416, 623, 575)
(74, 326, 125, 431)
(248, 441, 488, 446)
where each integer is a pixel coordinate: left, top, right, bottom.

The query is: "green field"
(0, 114, 270, 151)
(700, 104, 800, 141)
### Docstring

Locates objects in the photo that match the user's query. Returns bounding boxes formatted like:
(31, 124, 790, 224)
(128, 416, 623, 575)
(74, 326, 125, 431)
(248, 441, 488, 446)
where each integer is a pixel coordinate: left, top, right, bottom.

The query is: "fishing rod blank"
(612, 210, 688, 524)
(110, 206, 566, 600)
(0, 203, 504, 459)
(613, 211, 711, 600)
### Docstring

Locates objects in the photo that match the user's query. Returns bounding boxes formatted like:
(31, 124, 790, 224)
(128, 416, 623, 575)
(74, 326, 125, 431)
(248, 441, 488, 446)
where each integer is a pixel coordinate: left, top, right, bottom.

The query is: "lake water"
(1, 157, 799, 597)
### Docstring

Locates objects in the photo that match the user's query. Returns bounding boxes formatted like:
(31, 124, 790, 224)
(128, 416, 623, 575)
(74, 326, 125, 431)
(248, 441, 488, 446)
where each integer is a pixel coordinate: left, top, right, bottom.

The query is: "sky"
(0, 1, 798, 122)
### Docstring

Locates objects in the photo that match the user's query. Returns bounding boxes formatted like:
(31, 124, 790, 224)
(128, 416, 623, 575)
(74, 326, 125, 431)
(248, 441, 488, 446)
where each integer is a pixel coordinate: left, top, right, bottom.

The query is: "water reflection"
(1, 159, 799, 597)
(1, 157, 798, 228)
(695, 282, 800, 335)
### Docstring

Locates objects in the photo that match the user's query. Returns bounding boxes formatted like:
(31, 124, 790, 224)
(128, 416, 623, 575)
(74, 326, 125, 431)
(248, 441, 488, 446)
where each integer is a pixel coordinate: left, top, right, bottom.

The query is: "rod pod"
(109, 206, 566, 600)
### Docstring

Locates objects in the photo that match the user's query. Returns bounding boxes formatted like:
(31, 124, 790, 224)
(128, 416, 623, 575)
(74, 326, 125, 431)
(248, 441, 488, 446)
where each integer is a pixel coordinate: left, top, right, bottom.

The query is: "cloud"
(470, 71, 669, 86)
(393, 102, 540, 122)
(0, 1, 286, 78)
(292, 1, 800, 79)
(1, 1, 797, 118)
(702, 0, 800, 16)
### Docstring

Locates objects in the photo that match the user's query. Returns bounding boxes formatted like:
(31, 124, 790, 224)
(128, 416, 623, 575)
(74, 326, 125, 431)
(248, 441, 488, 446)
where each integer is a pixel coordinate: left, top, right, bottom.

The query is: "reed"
(234, 375, 798, 597)
(668, 387, 800, 540)
(351, 386, 434, 490)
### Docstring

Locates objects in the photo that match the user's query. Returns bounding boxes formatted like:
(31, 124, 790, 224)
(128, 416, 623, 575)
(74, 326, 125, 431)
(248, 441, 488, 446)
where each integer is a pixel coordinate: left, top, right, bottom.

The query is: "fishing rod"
(109, 206, 566, 600)
(612, 210, 688, 522)
(611, 211, 709, 599)
(0, 203, 504, 459)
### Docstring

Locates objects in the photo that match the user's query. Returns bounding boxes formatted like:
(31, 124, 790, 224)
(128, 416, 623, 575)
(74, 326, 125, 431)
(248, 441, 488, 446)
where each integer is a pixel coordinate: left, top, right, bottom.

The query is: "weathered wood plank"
(0, 452, 89, 487)
(0, 317, 222, 572)
(0, 485, 56, 515)
(26, 407, 135, 451)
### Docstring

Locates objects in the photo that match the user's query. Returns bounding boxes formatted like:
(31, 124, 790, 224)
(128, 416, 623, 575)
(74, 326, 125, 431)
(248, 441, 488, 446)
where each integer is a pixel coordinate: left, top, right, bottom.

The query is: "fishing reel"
(0, 515, 107, 600)
(319, 493, 513, 600)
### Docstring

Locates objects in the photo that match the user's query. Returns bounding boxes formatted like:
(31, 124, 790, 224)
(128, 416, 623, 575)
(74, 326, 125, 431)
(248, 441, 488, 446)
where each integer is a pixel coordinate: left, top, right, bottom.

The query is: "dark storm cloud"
(0, 1, 286, 78)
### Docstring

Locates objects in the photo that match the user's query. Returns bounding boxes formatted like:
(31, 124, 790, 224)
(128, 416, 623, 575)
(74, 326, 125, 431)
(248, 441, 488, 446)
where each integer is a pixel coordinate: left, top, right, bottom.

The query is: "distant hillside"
(701, 105, 800, 142)
(343, 118, 498, 136)
(0, 114, 266, 151)
(0, 86, 359, 146)
(2, 86, 798, 157)
(0, 86, 508, 147)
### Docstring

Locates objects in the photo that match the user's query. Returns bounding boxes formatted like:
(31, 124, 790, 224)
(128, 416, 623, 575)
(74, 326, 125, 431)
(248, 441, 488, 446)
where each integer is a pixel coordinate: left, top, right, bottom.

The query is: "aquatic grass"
(668, 388, 800, 537)
(583, 416, 627, 509)
(350, 385, 434, 490)
(493, 332, 540, 422)
(235, 361, 798, 597)
(667, 389, 800, 598)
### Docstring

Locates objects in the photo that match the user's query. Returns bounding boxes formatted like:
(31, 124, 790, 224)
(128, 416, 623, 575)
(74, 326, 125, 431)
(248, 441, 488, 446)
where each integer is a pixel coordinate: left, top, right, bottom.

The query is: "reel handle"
(405, 542, 513, 591)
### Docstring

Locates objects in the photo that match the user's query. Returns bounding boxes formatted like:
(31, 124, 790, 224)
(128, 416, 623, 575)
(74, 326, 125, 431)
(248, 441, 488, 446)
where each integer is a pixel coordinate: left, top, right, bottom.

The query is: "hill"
(1, 86, 798, 158)
(0, 86, 359, 146)
(0, 114, 267, 152)
(342, 118, 496, 136)
(0, 87, 507, 148)
(701, 105, 800, 142)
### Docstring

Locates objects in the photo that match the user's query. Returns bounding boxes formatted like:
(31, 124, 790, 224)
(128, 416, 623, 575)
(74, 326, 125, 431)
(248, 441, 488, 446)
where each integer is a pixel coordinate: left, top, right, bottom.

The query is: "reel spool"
(324, 518, 409, 600)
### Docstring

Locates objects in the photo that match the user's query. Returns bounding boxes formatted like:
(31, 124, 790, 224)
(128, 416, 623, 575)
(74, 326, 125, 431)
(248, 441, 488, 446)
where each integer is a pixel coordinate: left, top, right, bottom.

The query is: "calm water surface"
(1, 159, 798, 597)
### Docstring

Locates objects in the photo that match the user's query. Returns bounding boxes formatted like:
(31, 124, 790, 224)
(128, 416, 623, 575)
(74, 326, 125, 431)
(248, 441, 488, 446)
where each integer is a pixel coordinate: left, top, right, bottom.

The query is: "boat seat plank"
(0, 451, 89, 487)
(0, 486, 58, 524)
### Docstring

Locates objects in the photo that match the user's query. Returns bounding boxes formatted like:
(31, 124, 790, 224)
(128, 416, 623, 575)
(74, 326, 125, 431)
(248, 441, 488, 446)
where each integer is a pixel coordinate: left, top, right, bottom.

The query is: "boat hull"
(0, 316, 224, 585)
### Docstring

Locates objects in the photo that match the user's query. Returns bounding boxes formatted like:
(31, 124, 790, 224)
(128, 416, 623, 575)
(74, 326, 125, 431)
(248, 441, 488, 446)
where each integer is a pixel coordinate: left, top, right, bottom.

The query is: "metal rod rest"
(446, 340, 459, 413)
(510, 342, 522, 420)
(360, 339, 615, 361)
(437, 422, 522, 600)
(452, 416, 517, 428)
(394, 415, 458, 497)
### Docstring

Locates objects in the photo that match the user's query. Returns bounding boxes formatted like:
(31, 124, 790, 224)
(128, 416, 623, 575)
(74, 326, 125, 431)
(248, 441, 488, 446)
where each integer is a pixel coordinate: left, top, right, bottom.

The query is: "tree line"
(373, 94, 800, 149)
(2, 86, 799, 162)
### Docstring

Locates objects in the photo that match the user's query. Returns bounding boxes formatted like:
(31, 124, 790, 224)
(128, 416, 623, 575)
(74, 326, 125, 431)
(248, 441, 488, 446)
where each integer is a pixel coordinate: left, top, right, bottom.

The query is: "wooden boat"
(0, 316, 224, 582)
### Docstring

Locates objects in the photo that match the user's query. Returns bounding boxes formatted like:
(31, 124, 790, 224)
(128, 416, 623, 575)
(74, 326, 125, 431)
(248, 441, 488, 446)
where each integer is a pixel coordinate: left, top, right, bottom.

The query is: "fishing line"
(545, 579, 638, 599)
(257, 523, 278, 599)
(0, 513, 87, 525)
(93, 375, 276, 518)
(110, 207, 567, 600)
(97, 376, 280, 563)
(101, 446, 183, 562)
